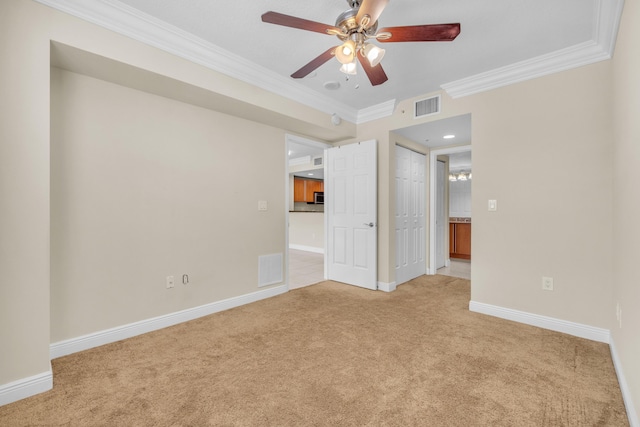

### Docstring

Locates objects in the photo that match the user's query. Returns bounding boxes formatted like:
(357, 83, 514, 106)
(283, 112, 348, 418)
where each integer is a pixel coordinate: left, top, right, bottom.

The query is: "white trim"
(468, 300, 610, 343)
(377, 281, 397, 292)
(610, 339, 640, 427)
(289, 244, 324, 254)
(34, 0, 359, 124)
(441, 0, 624, 99)
(357, 99, 397, 124)
(50, 285, 287, 359)
(428, 145, 472, 275)
(0, 368, 53, 406)
(35, 0, 623, 120)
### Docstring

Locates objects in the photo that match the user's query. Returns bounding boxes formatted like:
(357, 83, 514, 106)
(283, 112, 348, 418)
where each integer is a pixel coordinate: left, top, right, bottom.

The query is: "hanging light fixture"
(340, 61, 357, 75)
(457, 171, 467, 181)
(449, 173, 457, 182)
(335, 39, 356, 64)
(363, 43, 385, 67)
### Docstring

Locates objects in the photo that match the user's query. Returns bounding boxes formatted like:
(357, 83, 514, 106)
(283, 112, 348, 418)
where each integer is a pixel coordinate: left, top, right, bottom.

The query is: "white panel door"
(395, 145, 426, 285)
(326, 140, 377, 290)
(436, 160, 446, 269)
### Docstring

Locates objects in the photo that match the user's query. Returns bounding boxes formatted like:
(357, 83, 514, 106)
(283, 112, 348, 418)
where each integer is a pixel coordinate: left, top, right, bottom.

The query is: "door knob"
(364, 222, 375, 228)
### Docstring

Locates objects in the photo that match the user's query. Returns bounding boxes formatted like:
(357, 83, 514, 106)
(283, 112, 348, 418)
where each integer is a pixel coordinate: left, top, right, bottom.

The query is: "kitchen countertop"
(450, 217, 471, 223)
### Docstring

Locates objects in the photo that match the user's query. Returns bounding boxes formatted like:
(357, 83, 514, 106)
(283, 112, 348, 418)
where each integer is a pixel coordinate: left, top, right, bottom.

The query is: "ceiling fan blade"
(356, 0, 389, 28)
(378, 23, 461, 42)
(262, 11, 342, 35)
(357, 51, 388, 86)
(291, 47, 337, 79)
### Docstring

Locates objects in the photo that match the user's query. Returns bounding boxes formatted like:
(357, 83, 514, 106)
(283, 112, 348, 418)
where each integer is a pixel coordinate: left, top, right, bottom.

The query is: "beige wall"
(289, 213, 325, 251)
(364, 60, 614, 329)
(50, 68, 285, 341)
(612, 0, 640, 418)
(0, 0, 52, 384)
(0, 0, 340, 387)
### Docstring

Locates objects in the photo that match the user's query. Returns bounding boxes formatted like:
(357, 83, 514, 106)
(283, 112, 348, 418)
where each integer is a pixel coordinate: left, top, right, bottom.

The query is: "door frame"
(285, 134, 331, 290)
(428, 145, 471, 274)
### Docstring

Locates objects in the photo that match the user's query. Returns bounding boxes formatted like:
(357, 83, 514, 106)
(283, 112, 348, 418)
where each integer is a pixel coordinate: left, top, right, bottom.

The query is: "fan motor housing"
(335, 8, 378, 36)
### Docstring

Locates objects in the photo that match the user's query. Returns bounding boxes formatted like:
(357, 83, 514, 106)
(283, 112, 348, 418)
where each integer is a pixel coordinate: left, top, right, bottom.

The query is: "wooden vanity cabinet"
(449, 222, 471, 260)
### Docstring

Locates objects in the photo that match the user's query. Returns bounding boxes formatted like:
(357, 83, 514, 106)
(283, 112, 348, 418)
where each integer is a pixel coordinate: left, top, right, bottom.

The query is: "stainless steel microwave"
(314, 192, 324, 204)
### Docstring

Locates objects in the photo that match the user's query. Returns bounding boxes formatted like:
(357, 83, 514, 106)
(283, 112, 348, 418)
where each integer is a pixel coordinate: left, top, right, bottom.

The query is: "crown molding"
(357, 99, 397, 123)
(35, 0, 360, 123)
(37, 0, 623, 122)
(442, 0, 624, 99)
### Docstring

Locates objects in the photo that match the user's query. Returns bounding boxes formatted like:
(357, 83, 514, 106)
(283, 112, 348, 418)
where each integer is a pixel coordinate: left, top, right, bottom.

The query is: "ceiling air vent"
(414, 95, 441, 119)
(313, 156, 323, 166)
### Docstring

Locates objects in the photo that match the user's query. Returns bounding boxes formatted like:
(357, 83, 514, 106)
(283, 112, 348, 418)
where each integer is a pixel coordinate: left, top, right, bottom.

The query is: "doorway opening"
(429, 146, 472, 279)
(392, 113, 472, 281)
(285, 134, 329, 290)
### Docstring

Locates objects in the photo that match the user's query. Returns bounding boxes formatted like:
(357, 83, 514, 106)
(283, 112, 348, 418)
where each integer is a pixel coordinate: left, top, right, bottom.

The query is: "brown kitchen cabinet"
(294, 177, 324, 202)
(449, 222, 471, 260)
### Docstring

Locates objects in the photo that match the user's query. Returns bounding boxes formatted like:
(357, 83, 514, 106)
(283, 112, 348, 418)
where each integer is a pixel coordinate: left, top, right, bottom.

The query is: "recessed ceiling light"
(323, 81, 341, 90)
(443, 134, 456, 139)
(308, 173, 314, 176)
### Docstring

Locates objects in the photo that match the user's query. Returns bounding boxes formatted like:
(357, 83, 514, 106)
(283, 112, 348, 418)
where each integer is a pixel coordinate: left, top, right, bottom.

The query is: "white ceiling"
(73, 0, 609, 116)
(41, 0, 621, 149)
(393, 113, 471, 148)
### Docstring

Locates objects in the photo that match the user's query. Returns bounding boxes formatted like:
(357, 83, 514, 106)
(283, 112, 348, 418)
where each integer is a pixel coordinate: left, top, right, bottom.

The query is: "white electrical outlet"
(166, 275, 174, 289)
(542, 276, 554, 291)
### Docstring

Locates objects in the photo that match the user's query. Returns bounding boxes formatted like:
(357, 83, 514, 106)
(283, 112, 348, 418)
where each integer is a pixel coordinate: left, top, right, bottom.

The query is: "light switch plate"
(258, 200, 268, 211)
(488, 199, 497, 211)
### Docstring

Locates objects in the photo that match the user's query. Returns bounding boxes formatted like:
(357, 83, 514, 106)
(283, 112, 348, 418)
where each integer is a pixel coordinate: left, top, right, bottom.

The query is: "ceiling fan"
(261, 0, 461, 86)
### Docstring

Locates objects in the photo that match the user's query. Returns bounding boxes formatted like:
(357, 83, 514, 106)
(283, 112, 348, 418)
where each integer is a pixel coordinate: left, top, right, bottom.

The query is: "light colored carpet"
(0, 275, 628, 426)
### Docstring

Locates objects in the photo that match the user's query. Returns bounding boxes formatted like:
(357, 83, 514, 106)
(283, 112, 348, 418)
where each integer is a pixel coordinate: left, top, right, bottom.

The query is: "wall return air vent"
(414, 95, 441, 119)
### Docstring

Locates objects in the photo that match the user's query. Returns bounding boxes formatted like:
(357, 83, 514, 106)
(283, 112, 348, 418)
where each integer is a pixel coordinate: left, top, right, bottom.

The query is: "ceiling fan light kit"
(336, 39, 357, 64)
(339, 61, 358, 75)
(363, 43, 385, 67)
(261, 0, 460, 87)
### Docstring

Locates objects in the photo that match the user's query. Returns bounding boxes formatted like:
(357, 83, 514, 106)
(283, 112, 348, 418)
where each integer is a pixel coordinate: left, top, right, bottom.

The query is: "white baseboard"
(378, 281, 397, 292)
(610, 338, 639, 427)
(0, 367, 52, 406)
(288, 244, 324, 254)
(469, 300, 610, 343)
(50, 285, 288, 359)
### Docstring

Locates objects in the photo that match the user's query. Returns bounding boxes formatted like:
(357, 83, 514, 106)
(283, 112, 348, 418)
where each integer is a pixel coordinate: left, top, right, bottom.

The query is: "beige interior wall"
(0, 0, 338, 387)
(0, 0, 52, 383)
(50, 68, 286, 341)
(612, 0, 640, 417)
(460, 62, 613, 328)
(289, 213, 325, 251)
(364, 59, 614, 329)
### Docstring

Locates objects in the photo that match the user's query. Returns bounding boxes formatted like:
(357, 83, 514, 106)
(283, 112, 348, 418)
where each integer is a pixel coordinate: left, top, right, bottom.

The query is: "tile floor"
(289, 249, 470, 288)
(289, 249, 325, 289)
(437, 259, 471, 280)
